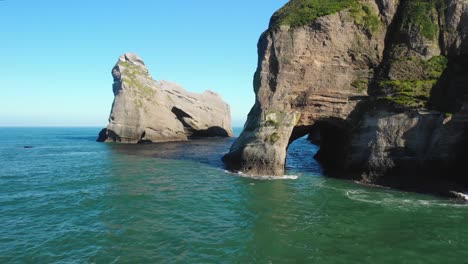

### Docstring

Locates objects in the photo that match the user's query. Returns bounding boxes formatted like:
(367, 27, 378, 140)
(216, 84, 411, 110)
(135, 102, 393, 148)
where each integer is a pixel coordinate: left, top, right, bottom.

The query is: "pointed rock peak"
(118, 52, 147, 68)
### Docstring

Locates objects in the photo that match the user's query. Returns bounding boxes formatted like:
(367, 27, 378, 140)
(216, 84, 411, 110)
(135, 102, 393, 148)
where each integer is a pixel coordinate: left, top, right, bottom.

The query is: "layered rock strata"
(98, 53, 233, 143)
(224, 0, 468, 193)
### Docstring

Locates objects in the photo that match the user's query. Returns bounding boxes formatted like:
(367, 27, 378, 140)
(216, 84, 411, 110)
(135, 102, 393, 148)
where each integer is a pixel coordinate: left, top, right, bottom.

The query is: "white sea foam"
(345, 190, 468, 208)
(223, 170, 298, 180)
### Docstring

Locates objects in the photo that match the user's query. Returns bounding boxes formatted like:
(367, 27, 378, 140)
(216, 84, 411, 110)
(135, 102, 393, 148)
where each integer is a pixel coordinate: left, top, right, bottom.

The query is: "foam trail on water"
(223, 170, 298, 180)
(346, 190, 468, 208)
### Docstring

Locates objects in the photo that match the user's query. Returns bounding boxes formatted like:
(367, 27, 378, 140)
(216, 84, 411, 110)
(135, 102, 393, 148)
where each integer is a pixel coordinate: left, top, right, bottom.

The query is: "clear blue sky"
(0, 0, 288, 127)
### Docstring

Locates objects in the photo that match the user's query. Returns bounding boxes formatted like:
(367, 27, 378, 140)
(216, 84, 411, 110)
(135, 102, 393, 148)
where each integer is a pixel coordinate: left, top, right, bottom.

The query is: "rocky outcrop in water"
(98, 53, 233, 143)
(224, 0, 468, 193)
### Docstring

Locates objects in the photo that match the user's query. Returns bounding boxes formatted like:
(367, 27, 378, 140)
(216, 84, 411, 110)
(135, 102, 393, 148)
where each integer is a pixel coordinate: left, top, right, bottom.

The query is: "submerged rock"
(449, 191, 468, 201)
(98, 53, 233, 143)
(224, 0, 468, 191)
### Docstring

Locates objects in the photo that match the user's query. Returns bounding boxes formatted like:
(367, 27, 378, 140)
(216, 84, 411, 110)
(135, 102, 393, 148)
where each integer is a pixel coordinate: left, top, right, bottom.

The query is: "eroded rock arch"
(223, 0, 468, 191)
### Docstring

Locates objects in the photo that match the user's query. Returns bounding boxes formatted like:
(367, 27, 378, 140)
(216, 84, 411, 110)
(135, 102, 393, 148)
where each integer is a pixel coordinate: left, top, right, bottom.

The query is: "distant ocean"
(1, 127, 467, 263)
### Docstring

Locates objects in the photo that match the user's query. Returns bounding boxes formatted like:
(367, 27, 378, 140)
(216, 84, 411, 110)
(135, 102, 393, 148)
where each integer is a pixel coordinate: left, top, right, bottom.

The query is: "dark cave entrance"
(286, 118, 351, 175)
(171, 106, 230, 138)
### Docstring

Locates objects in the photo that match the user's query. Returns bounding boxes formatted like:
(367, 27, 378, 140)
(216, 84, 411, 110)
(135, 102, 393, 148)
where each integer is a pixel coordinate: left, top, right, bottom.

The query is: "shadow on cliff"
(394, 55, 468, 194)
(171, 107, 232, 138)
(339, 97, 468, 197)
(285, 91, 468, 197)
(378, 110, 468, 196)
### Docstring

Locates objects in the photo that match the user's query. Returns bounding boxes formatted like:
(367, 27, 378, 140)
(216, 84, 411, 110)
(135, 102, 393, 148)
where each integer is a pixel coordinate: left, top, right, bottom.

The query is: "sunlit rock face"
(98, 53, 233, 144)
(224, 0, 468, 192)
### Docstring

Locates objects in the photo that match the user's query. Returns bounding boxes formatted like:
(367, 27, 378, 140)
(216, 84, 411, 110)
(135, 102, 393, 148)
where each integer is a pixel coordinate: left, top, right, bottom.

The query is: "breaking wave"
(224, 170, 299, 180)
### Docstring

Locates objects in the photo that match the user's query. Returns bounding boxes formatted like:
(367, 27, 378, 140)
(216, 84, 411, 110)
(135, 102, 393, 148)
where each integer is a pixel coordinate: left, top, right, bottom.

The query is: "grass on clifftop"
(349, 2, 380, 33)
(269, 0, 444, 36)
(270, 0, 354, 28)
(270, 0, 380, 32)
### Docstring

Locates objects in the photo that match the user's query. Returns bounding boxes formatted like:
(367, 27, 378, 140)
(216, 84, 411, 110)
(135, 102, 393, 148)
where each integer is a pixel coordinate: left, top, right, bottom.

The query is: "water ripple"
(1, 128, 468, 263)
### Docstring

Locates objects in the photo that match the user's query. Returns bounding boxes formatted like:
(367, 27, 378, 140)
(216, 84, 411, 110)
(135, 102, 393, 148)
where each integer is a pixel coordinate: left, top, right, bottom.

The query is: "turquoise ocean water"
(0, 127, 467, 263)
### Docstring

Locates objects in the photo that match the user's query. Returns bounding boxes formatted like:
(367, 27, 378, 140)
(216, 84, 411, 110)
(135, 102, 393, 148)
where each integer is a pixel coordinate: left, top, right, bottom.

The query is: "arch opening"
(286, 118, 352, 176)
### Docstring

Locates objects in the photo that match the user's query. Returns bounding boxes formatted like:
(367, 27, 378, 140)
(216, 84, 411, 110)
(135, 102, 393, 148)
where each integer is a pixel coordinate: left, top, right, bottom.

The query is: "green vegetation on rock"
(400, 0, 445, 40)
(119, 61, 155, 98)
(380, 79, 437, 107)
(270, 0, 380, 32)
(269, 132, 280, 143)
(271, 0, 354, 28)
(263, 111, 287, 129)
(351, 79, 368, 93)
(423, 56, 449, 78)
(264, 119, 279, 129)
(380, 56, 448, 108)
(349, 3, 381, 33)
(134, 99, 143, 108)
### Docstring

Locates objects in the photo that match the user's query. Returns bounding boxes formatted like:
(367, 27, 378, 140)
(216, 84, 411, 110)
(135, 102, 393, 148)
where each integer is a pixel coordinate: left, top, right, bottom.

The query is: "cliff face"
(224, 0, 468, 191)
(98, 53, 233, 143)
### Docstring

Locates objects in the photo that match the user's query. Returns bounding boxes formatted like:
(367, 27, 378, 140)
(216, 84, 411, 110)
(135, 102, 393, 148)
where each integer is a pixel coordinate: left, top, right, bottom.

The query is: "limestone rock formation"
(224, 0, 468, 193)
(98, 53, 233, 143)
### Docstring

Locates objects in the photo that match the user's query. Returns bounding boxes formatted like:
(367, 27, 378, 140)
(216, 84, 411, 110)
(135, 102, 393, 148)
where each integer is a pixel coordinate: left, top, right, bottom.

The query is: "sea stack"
(98, 53, 234, 143)
(223, 0, 468, 191)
